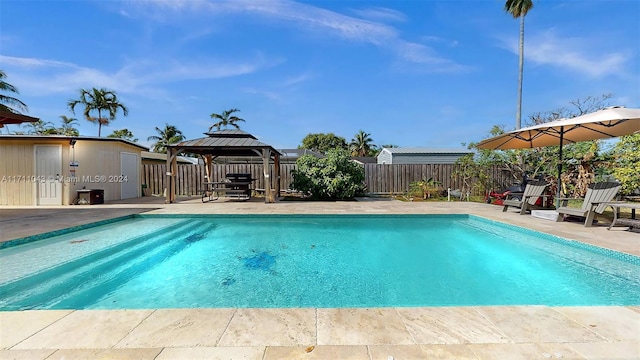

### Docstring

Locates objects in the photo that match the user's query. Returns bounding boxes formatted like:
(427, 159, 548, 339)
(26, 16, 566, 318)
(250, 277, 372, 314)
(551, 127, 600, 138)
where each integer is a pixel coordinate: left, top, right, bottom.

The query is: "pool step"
(0, 220, 216, 310)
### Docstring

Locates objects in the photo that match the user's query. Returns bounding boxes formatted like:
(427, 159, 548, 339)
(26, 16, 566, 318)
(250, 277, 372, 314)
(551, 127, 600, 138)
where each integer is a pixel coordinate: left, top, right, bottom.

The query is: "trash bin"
(77, 189, 104, 205)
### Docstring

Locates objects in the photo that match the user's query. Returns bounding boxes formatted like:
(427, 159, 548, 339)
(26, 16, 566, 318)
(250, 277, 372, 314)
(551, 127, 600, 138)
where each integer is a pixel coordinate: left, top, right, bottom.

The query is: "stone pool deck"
(1, 197, 639, 359)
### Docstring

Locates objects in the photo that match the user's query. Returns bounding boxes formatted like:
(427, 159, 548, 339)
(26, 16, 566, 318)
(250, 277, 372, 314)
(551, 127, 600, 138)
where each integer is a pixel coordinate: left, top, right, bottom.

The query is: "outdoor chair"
(502, 179, 548, 215)
(556, 181, 621, 227)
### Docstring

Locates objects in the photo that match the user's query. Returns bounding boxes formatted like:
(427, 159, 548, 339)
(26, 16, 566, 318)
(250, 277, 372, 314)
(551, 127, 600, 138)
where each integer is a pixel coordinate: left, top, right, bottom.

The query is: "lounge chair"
(502, 179, 548, 215)
(556, 181, 621, 227)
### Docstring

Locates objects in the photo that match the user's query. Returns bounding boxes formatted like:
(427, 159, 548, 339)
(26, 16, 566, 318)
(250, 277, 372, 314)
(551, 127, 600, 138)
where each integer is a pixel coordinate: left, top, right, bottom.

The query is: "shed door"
(35, 145, 62, 205)
(120, 152, 139, 199)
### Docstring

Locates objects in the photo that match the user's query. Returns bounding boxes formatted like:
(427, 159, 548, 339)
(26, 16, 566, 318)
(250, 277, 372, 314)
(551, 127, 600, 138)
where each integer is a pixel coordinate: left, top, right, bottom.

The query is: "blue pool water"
(0, 214, 639, 310)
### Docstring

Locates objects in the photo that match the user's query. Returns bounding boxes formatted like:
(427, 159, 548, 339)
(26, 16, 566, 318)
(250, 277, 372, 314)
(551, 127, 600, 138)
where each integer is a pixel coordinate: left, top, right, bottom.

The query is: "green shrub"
(291, 149, 365, 200)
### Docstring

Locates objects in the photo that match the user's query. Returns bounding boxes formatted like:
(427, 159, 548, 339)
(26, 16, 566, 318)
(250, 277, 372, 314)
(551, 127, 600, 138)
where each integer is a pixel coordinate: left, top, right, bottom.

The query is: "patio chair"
(556, 181, 621, 227)
(502, 179, 548, 215)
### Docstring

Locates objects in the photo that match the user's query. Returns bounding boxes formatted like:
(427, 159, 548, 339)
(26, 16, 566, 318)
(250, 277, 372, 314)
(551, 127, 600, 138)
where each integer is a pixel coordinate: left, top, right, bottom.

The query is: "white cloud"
(0, 54, 281, 96)
(282, 73, 313, 86)
(350, 6, 407, 23)
(129, 0, 466, 73)
(498, 30, 630, 77)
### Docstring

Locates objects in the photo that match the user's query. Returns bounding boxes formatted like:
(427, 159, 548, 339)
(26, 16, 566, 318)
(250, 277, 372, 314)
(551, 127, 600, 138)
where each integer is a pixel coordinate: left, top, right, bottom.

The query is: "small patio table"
(602, 201, 640, 230)
(202, 181, 253, 202)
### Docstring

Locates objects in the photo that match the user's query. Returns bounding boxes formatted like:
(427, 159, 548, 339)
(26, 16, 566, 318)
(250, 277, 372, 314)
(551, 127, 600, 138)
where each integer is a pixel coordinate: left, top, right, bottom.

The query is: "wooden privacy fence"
(142, 164, 296, 197)
(363, 164, 513, 195)
(142, 164, 512, 197)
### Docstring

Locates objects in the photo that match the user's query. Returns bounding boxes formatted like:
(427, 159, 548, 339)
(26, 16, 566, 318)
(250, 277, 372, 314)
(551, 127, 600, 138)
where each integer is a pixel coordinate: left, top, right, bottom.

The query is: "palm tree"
(208, 108, 245, 131)
(147, 124, 185, 153)
(25, 120, 56, 135)
(67, 87, 128, 137)
(58, 115, 79, 136)
(108, 128, 138, 142)
(0, 70, 28, 114)
(349, 130, 374, 157)
(505, 0, 534, 130)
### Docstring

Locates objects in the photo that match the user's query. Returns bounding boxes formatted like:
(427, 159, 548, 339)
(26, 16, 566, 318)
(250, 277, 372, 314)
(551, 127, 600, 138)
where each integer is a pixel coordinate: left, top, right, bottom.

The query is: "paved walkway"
(1, 198, 638, 359)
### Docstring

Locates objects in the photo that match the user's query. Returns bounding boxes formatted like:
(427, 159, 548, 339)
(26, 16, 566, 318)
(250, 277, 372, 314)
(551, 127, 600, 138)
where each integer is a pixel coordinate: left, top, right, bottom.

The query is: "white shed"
(0, 135, 147, 205)
(377, 147, 472, 164)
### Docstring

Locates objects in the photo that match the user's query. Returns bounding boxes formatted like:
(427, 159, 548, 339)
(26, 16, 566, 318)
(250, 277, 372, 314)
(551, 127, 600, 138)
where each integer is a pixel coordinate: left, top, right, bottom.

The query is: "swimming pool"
(1, 214, 638, 310)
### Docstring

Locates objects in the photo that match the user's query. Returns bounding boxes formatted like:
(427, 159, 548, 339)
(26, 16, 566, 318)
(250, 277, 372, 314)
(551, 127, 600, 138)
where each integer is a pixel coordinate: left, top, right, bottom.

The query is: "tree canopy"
(209, 108, 245, 131)
(108, 129, 138, 142)
(349, 130, 375, 157)
(299, 133, 348, 154)
(68, 87, 128, 137)
(147, 124, 185, 153)
(0, 70, 28, 114)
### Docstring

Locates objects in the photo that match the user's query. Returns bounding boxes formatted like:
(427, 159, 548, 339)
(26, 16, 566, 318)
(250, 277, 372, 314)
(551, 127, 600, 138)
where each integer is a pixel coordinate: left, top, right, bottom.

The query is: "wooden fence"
(142, 163, 513, 197)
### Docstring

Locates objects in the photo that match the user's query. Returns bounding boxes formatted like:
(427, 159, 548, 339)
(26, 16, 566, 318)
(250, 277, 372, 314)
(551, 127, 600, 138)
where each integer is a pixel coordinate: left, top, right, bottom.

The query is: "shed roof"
(383, 147, 472, 155)
(0, 134, 148, 150)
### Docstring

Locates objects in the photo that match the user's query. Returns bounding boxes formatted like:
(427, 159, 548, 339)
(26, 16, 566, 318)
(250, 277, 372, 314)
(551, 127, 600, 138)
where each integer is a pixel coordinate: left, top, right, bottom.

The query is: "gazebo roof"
(170, 129, 281, 157)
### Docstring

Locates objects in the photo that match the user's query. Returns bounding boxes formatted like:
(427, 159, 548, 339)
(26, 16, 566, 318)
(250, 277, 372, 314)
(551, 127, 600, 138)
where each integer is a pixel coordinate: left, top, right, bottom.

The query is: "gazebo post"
(204, 154, 213, 181)
(274, 154, 280, 198)
(165, 147, 175, 203)
(262, 148, 273, 203)
(171, 151, 178, 203)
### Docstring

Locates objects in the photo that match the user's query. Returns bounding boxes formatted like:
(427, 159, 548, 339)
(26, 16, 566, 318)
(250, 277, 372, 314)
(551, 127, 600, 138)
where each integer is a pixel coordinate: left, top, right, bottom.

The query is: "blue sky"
(1, 0, 639, 150)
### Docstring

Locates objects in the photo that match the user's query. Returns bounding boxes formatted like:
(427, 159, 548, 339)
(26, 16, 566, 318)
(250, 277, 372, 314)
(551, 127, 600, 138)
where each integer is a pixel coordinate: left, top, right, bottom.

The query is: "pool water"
(1, 214, 639, 310)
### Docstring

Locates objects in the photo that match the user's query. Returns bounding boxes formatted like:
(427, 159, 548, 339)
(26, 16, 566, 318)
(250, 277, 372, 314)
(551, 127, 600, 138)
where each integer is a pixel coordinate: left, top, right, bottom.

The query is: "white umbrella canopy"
(477, 106, 640, 150)
(477, 106, 640, 207)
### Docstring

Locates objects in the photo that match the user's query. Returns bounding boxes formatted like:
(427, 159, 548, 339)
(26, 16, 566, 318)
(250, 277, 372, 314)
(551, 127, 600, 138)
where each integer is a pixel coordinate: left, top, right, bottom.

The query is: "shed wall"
(70, 140, 142, 202)
(0, 139, 141, 205)
(377, 149, 393, 164)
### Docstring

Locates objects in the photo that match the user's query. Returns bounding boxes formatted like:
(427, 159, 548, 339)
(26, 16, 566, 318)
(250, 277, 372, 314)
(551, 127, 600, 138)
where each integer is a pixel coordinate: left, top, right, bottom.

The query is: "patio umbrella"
(0, 110, 39, 129)
(476, 106, 640, 207)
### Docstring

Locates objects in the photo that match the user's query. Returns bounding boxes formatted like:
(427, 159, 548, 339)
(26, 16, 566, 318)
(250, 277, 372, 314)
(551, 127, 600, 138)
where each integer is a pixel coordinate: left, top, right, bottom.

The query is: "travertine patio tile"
(626, 306, 640, 314)
(217, 308, 315, 346)
(567, 341, 640, 360)
(475, 306, 605, 343)
(396, 307, 510, 344)
(0, 349, 55, 360)
(317, 308, 414, 345)
(11, 310, 152, 349)
(45, 348, 162, 360)
(115, 308, 235, 348)
(264, 345, 369, 359)
(552, 306, 640, 342)
(0, 310, 71, 349)
(467, 343, 586, 360)
(369, 344, 479, 360)
(155, 346, 264, 360)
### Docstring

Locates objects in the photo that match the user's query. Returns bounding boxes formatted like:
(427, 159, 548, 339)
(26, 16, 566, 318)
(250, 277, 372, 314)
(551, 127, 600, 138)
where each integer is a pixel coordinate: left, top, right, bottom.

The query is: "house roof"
(0, 134, 148, 150)
(171, 129, 281, 157)
(141, 151, 198, 164)
(352, 156, 377, 164)
(382, 147, 472, 155)
(278, 148, 324, 158)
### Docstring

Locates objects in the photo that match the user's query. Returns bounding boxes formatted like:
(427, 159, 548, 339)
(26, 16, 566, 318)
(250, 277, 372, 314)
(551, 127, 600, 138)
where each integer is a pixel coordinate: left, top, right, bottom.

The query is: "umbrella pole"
(556, 127, 564, 209)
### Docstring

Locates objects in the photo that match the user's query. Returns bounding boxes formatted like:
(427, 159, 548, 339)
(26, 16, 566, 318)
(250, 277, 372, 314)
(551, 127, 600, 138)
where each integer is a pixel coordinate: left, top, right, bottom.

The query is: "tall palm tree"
(505, 0, 534, 130)
(0, 70, 28, 113)
(147, 124, 185, 153)
(59, 115, 79, 136)
(209, 108, 245, 131)
(67, 87, 128, 137)
(349, 130, 374, 157)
